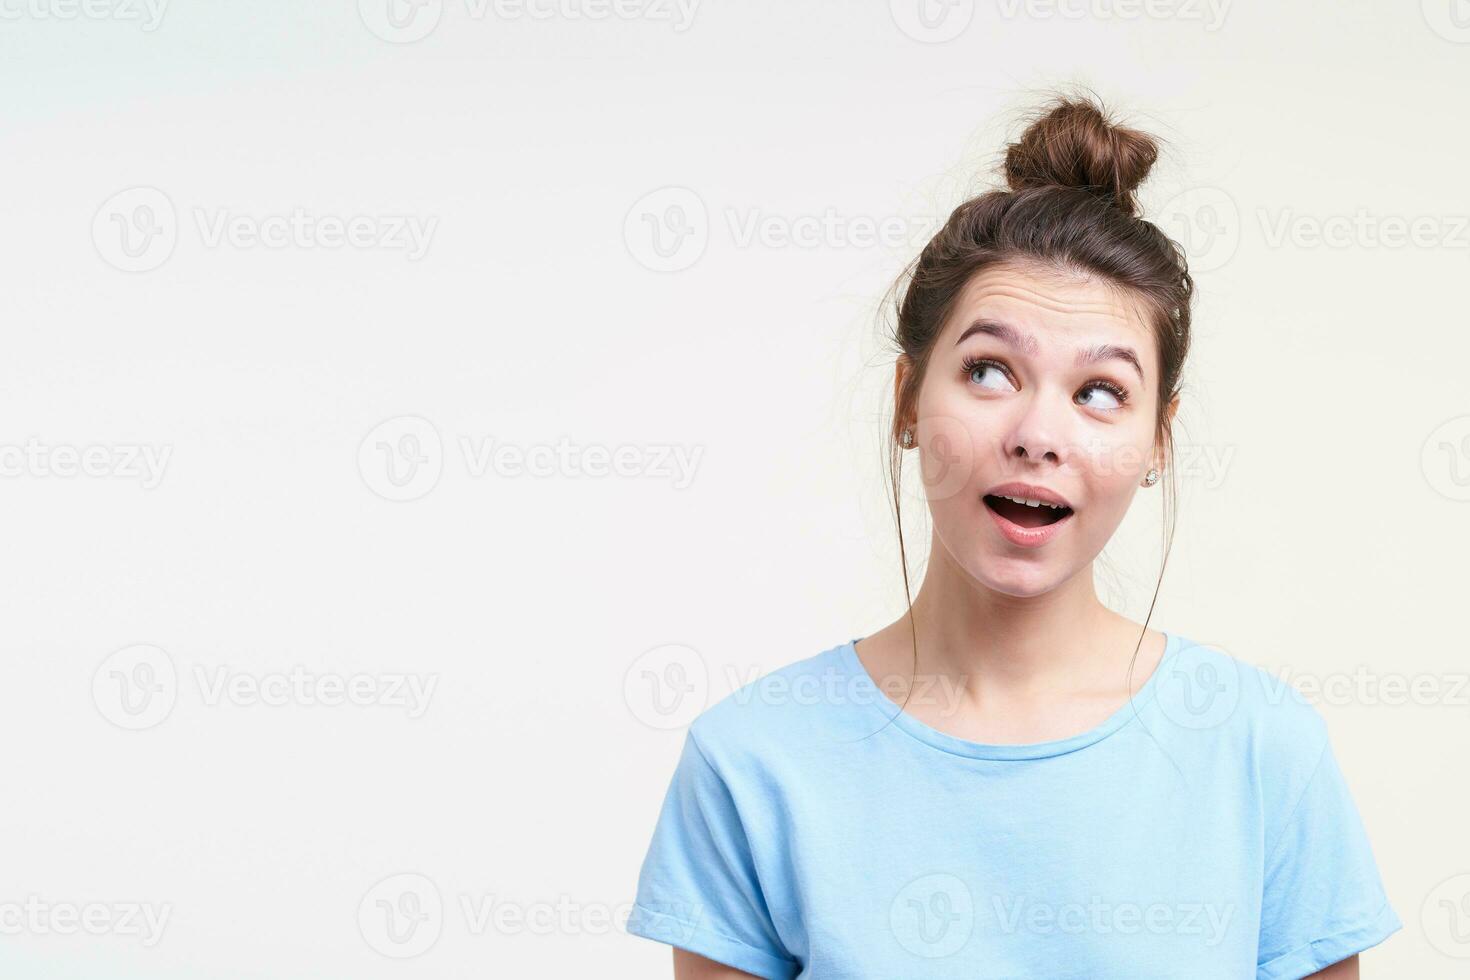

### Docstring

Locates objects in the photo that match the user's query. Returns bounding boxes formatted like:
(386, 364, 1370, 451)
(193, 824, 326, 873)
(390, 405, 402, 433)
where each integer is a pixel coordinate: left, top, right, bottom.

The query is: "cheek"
(912, 413, 989, 504)
(911, 385, 1015, 500)
(1073, 430, 1154, 503)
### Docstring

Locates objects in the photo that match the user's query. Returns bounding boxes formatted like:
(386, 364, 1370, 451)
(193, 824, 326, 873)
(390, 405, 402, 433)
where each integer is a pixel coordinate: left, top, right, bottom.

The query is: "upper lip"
(984, 482, 1074, 510)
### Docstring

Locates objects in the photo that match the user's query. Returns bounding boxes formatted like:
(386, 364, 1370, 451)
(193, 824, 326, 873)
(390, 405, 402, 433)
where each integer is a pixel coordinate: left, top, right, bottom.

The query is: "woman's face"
(903, 260, 1177, 598)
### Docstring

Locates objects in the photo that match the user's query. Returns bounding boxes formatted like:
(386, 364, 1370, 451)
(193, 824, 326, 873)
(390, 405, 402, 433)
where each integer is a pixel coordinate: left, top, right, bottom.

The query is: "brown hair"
(881, 89, 1194, 715)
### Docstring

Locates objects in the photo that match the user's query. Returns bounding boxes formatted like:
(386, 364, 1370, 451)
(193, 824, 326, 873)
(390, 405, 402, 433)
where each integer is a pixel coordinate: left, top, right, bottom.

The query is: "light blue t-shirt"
(627, 631, 1401, 979)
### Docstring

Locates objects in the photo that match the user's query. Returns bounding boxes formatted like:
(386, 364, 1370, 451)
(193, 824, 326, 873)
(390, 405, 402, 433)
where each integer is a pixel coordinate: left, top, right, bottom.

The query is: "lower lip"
(985, 500, 1074, 548)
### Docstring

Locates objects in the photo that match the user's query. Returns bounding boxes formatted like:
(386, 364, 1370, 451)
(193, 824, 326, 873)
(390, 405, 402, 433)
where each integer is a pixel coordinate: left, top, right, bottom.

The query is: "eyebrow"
(954, 319, 1144, 383)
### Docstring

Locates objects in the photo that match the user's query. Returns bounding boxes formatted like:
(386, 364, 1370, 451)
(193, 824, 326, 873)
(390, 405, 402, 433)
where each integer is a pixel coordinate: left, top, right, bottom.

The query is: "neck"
(900, 530, 1126, 695)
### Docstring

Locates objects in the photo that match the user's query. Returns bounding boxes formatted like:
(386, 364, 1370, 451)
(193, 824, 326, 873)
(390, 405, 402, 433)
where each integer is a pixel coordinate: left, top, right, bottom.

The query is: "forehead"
(944, 260, 1155, 351)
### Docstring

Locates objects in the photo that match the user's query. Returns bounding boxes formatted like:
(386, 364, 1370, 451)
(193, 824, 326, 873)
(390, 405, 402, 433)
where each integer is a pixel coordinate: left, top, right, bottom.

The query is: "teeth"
(999, 494, 1066, 510)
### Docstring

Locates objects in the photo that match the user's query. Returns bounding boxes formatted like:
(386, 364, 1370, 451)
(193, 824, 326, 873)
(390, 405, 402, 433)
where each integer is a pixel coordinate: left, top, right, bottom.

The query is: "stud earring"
(900, 428, 913, 448)
(1142, 468, 1159, 486)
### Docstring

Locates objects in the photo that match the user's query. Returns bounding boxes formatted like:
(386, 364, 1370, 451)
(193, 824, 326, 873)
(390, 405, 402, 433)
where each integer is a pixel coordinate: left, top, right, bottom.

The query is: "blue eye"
(962, 357, 1016, 392)
(1075, 382, 1128, 411)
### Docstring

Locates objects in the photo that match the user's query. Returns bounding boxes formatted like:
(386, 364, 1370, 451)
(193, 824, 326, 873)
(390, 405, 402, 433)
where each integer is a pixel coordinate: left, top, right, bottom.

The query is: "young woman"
(626, 94, 1401, 979)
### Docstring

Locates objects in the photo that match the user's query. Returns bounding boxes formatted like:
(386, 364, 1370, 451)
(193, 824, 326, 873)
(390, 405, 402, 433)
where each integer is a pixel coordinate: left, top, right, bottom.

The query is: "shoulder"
(1158, 631, 1333, 796)
(686, 637, 862, 776)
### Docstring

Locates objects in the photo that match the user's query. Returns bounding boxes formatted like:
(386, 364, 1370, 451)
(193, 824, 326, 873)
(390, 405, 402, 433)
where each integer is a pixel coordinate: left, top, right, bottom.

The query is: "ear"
(1153, 393, 1180, 471)
(893, 355, 913, 437)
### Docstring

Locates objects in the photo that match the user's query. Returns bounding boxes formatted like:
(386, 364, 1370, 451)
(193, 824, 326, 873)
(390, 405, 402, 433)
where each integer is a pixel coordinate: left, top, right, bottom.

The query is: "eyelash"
(959, 355, 1130, 409)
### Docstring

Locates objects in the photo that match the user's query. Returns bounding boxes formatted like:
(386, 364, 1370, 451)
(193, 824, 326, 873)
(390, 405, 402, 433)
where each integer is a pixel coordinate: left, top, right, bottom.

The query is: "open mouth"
(983, 493, 1074, 529)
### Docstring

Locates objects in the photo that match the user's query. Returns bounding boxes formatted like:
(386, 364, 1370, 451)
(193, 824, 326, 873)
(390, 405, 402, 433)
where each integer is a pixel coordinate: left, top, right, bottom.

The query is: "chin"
(972, 559, 1069, 599)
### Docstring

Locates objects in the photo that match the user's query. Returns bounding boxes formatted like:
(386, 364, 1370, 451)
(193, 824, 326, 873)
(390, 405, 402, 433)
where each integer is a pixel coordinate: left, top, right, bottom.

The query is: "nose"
(1004, 391, 1068, 467)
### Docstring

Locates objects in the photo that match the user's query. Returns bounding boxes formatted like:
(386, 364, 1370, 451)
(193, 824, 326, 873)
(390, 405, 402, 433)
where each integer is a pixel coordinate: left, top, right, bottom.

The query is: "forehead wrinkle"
(963, 280, 1137, 325)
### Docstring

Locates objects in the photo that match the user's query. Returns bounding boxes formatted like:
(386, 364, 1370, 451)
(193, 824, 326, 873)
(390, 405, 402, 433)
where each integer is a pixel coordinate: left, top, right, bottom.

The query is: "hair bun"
(1002, 94, 1159, 217)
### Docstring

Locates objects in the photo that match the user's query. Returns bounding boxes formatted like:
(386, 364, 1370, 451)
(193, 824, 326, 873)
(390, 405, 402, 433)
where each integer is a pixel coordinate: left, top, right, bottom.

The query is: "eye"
(1075, 380, 1128, 411)
(961, 356, 1016, 392)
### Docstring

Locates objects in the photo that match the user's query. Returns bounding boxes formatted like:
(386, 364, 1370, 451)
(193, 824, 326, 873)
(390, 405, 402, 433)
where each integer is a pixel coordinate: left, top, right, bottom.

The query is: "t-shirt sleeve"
(1256, 732, 1402, 979)
(626, 729, 800, 980)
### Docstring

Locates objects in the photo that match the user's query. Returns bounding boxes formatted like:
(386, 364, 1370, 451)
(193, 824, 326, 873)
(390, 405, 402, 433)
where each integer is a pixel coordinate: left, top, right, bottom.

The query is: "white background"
(1, 0, 1467, 976)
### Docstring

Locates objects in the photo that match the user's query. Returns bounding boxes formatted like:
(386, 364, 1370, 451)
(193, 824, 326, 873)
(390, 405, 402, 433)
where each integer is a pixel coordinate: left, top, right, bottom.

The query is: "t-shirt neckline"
(837, 630, 1180, 761)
